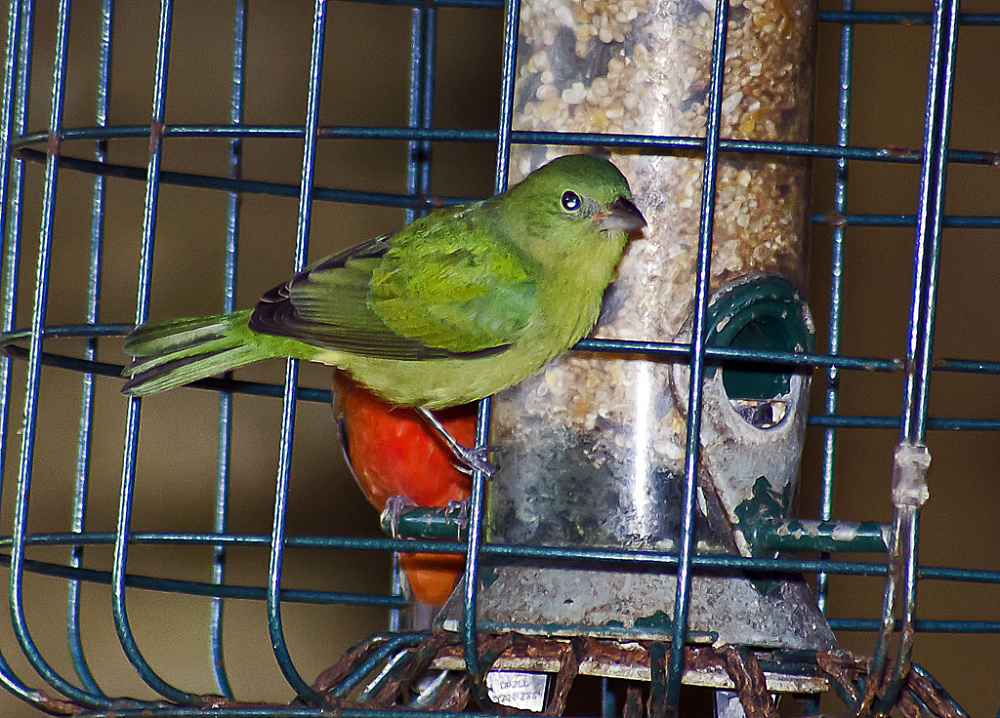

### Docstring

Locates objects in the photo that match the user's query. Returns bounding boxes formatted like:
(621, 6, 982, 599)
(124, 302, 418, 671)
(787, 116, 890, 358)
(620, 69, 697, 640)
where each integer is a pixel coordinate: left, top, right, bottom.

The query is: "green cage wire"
(0, 0, 998, 716)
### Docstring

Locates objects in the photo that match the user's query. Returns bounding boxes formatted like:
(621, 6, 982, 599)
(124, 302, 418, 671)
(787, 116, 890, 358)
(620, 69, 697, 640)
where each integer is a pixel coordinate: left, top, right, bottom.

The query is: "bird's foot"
(381, 494, 417, 539)
(450, 444, 500, 479)
(415, 407, 499, 478)
(445, 498, 470, 536)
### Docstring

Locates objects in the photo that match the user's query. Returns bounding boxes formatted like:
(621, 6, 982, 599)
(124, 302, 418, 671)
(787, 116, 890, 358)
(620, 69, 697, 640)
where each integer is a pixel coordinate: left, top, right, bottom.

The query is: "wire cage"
(0, 0, 998, 716)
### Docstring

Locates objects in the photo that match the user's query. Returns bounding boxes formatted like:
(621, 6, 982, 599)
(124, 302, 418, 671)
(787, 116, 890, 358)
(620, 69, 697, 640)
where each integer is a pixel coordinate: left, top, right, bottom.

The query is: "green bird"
(122, 154, 646, 473)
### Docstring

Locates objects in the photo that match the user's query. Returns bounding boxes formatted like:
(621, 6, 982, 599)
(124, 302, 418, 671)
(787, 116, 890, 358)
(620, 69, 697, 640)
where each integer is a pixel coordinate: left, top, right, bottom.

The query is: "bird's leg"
(416, 407, 499, 478)
(381, 494, 417, 538)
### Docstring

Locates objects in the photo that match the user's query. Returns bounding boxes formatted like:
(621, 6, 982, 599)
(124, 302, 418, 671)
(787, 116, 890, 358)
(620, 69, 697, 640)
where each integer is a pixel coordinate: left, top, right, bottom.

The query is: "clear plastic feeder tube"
(488, 0, 817, 553)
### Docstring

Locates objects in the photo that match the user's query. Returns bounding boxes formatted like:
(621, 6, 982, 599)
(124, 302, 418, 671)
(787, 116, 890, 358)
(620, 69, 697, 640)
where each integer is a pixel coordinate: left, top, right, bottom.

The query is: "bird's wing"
(249, 234, 447, 360)
(369, 214, 538, 354)
(248, 219, 536, 360)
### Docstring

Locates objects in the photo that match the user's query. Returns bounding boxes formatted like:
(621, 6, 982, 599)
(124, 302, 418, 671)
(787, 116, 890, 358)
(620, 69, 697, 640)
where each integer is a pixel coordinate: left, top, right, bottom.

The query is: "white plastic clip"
(891, 443, 931, 508)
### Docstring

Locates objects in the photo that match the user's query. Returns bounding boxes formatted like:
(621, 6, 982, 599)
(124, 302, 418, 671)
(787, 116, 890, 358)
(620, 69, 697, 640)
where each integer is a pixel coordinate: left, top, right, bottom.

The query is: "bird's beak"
(597, 196, 647, 232)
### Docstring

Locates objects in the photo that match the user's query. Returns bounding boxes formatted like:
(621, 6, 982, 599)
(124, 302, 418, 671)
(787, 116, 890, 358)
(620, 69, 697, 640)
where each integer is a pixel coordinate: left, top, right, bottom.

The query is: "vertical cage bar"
(492, 0, 519, 191)
(664, 0, 729, 709)
(865, 505, 905, 713)
(0, 0, 29, 510)
(0, 0, 48, 707)
(816, 0, 855, 615)
(395, 3, 437, 632)
(8, 0, 108, 705)
(114, 0, 199, 703)
(66, 0, 114, 697)
(462, 0, 520, 706)
(208, 0, 247, 699)
(388, 551, 403, 633)
(600, 677, 615, 718)
(267, 0, 326, 702)
(885, 505, 921, 699)
(416, 11, 435, 207)
(0, 0, 24, 253)
(405, 6, 435, 225)
(462, 396, 493, 706)
(872, 0, 960, 712)
(901, 0, 958, 446)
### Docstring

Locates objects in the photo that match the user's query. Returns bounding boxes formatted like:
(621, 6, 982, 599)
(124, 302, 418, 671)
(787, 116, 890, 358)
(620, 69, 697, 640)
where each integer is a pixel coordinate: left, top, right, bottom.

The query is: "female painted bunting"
(333, 372, 474, 606)
(122, 154, 646, 473)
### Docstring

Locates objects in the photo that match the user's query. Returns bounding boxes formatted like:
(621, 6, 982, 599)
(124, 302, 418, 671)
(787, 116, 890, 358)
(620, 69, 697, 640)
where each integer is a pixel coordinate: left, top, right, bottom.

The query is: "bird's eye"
(561, 191, 581, 211)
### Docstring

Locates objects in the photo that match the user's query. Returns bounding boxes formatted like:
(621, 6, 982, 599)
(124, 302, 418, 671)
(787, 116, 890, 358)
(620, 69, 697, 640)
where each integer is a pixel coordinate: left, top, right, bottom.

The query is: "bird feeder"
(439, 0, 833, 698)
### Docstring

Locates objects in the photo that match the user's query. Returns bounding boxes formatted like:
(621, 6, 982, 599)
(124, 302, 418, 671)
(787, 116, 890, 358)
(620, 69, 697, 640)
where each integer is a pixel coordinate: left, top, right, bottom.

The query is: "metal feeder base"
(437, 563, 835, 691)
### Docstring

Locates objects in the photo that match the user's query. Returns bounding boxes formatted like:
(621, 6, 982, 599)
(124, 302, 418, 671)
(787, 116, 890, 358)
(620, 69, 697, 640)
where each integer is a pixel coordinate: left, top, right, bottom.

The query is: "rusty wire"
(92, 631, 962, 717)
(299, 631, 967, 717)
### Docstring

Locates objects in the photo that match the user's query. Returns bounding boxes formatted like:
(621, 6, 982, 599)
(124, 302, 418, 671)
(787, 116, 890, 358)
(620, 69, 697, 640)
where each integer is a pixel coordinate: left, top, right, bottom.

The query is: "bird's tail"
(122, 309, 261, 396)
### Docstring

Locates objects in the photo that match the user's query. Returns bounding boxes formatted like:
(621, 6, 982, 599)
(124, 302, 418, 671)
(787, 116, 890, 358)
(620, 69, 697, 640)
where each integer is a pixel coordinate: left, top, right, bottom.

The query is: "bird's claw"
(381, 494, 417, 539)
(452, 444, 500, 479)
(414, 407, 499, 479)
(445, 498, 470, 536)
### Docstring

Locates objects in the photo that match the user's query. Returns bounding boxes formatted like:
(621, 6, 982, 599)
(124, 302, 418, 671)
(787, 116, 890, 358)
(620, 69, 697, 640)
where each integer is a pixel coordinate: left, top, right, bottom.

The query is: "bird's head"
(502, 155, 646, 268)
(506, 154, 646, 237)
